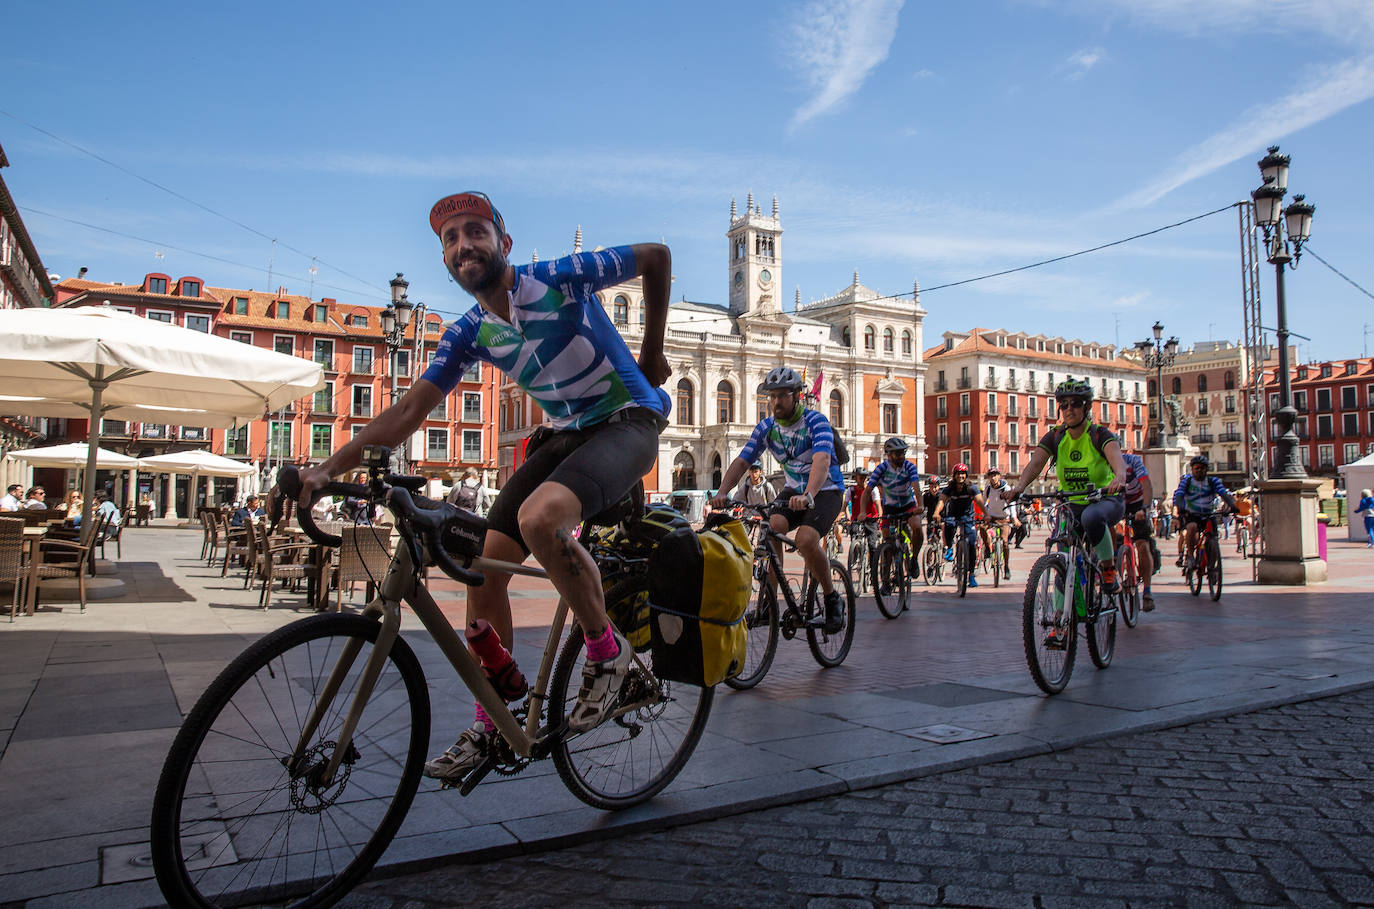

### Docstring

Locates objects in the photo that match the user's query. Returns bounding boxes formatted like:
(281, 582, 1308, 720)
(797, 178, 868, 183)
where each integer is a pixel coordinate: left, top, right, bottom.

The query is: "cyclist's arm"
(801, 450, 831, 504)
(629, 243, 672, 386)
(1009, 446, 1051, 498)
(1214, 478, 1237, 511)
(712, 457, 752, 507)
(1139, 473, 1154, 505)
(1103, 439, 1127, 494)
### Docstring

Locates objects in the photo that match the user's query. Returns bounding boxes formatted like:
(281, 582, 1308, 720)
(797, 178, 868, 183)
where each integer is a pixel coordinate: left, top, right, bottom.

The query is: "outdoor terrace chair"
(333, 524, 393, 612)
(95, 514, 123, 560)
(223, 517, 256, 578)
(0, 517, 30, 622)
(32, 534, 93, 615)
(257, 532, 321, 611)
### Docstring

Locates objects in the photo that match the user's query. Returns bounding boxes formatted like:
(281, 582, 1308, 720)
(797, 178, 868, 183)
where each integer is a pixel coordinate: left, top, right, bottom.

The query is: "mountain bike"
(921, 517, 944, 586)
(1235, 516, 1250, 558)
(1017, 489, 1119, 695)
(1183, 510, 1228, 601)
(722, 503, 856, 690)
(983, 520, 1010, 588)
(872, 516, 915, 619)
(151, 451, 714, 909)
(944, 515, 979, 598)
(845, 518, 878, 595)
(1112, 518, 1142, 628)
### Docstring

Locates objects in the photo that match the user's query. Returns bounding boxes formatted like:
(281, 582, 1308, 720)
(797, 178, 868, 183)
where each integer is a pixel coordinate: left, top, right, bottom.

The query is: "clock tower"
(727, 192, 782, 318)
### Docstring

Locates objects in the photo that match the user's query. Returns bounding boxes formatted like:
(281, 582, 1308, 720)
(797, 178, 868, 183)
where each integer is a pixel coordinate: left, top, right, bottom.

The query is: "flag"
(811, 369, 824, 399)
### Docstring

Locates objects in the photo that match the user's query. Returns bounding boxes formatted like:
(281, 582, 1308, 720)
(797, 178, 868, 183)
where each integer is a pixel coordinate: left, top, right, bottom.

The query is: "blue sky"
(6, 0, 1373, 360)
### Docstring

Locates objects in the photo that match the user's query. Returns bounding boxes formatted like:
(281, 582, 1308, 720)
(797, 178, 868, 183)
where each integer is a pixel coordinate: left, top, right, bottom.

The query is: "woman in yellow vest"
(1007, 378, 1127, 592)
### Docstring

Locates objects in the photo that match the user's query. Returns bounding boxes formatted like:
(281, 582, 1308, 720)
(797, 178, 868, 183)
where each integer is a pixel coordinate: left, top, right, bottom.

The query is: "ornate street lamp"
(381, 273, 423, 470)
(1251, 145, 1316, 479)
(1135, 322, 1179, 445)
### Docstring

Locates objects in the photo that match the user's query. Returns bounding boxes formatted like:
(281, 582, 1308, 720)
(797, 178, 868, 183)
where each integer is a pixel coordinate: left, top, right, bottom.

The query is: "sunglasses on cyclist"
(1060, 398, 1086, 409)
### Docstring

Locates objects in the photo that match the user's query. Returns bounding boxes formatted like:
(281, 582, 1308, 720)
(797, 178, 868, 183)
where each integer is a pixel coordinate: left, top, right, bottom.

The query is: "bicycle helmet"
(953, 462, 970, 474)
(761, 366, 805, 393)
(883, 436, 908, 454)
(1053, 377, 1094, 403)
(1190, 454, 1210, 468)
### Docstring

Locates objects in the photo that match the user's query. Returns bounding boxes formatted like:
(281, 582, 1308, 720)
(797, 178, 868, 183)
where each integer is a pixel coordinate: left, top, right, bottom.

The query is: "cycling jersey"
(846, 485, 880, 522)
(1121, 452, 1149, 505)
(1173, 474, 1230, 515)
(1037, 421, 1118, 504)
(737, 408, 845, 493)
(941, 481, 982, 520)
(984, 481, 1015, 520)
(421, 246, 670, 430)
(866, 459, 921, 509)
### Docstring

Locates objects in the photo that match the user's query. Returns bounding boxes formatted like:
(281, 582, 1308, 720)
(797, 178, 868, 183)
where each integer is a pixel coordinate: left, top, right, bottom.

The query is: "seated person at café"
(24, 486, 47, 509)
(1, 484, 23, 512)
(230, 495, 266, 527)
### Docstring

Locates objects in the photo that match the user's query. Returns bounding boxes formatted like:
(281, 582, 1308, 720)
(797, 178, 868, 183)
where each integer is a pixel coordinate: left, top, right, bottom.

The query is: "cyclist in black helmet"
(860, 436, 925, 570)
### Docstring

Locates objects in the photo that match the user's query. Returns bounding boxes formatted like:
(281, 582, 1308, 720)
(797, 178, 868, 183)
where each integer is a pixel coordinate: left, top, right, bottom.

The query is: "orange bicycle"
(1111, 519, 1142, 627)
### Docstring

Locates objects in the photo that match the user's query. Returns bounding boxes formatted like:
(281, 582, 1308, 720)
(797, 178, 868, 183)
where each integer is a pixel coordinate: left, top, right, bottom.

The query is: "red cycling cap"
(429, 191, 505, 238)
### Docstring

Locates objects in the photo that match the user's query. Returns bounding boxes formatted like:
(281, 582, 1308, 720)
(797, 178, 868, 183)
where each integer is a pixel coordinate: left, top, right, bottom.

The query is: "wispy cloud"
(1073, 0, 1374, 44)
(1063, 47, 1107, 79)
(786, 0, 905, 130)
(1112, 55, 1374, 209)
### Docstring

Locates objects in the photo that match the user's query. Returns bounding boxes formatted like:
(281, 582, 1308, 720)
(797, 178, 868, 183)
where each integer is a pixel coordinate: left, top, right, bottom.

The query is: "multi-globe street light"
(380, 272, 423, 470)
(1250, 145, 1315, 480)
(1134, 321, 1179, 446)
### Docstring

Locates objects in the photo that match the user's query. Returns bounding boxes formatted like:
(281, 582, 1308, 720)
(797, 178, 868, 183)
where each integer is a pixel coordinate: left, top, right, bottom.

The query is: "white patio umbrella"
(138, 450, 257, 513)
(0, 307, 323, 539)
(5, 442, 141, 469)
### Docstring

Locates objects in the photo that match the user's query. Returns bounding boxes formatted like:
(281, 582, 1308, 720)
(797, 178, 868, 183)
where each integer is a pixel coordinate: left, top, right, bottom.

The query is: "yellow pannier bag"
(647, 517, 752, 687)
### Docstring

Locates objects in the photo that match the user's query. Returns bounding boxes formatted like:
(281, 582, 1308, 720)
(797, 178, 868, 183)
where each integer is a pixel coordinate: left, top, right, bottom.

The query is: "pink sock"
(585, 624, 620, 662)
(474, 702, 493, 730)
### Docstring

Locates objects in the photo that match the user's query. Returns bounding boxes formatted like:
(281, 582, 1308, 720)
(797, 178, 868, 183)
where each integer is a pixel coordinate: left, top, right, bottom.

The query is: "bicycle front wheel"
(807, 560, 856, 668)
(1187, 558, 1203, 596)
(991, 538, 1003, 589)
(1117, 544, 1140, 628)
(1207, 538, 1224, 601)
(873, 542, 906, 619)
(922, 543, 939, 586)
(1086, 591, 1117, 669)
(1022, 554, 1076, 695)
(151, 614, 430, 909)
(723, 582, 780, 691)
(847, 538, 868, 594)
(550, 606, 714, 811)
(955, 538, 970, 598)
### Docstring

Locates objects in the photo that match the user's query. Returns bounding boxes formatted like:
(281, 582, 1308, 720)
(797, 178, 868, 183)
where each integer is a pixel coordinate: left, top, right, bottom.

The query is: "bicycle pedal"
(456, 756, 496, 796)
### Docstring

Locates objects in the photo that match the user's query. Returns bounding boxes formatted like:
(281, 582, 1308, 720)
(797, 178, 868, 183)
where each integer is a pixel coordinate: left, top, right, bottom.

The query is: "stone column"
(1256, 478, 1327, 584)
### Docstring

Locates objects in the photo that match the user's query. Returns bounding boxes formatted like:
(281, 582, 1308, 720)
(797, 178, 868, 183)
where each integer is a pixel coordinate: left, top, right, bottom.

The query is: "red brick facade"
(1263, 357, 1374, 477)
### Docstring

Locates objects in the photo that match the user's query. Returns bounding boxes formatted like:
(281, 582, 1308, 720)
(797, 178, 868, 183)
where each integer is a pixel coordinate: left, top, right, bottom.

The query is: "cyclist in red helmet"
(933, 463, 988, 586)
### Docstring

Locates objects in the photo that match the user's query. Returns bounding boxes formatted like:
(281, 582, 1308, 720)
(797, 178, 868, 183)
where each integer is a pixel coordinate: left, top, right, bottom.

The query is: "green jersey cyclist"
(295, 190, 674, 782)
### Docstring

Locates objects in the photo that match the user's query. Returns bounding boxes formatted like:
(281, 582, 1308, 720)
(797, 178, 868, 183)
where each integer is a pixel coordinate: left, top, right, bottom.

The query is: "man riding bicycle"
(844, 467, 881, 552)
(1173, 455, 1236, 571)
(1117, 449, 1158, 611)
(710, 366, 847, 633)
(1007, 378, 1127, 636)
(979, 468, 1018, 579)
(295, 191, 673, 782)
(933, 464, 987, 586)
(860, 437, 925, 569)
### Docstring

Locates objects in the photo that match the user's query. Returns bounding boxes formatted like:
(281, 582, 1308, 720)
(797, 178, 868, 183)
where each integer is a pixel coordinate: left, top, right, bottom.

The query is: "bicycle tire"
(921, 542, 938, 586)
(1207, 537, 1223, 601)
(991, 537, 1003, 589)
(806, 559, 856, 668)
(1022, 553, 1076, 695)
(873, 542, 906, 619)
(1187, 555, 1203, 596)
(723, 581, 780, 690)
(1116, 544, 1140, 628)
(151, 614, 430, 909)
(956, 536, 972, 598)
(550, 597, 714, 811)
(847, 537, 867, 594)
(1086, 590, 1117, 669)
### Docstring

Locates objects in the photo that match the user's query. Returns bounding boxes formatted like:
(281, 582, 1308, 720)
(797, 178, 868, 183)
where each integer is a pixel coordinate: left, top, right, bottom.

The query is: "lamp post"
(1135, 322, 1180, 446)
(381, 273, 413, 471)
(1251, 145, 1315, 480)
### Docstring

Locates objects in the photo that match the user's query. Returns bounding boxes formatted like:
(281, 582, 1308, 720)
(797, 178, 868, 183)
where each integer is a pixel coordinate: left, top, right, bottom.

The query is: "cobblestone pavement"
(337, 686, 1374, 909)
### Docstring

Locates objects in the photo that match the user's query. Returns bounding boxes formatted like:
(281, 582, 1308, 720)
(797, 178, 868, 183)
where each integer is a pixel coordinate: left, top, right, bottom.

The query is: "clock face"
(734, 271, 743, 287)
(759, 269, 772, 284)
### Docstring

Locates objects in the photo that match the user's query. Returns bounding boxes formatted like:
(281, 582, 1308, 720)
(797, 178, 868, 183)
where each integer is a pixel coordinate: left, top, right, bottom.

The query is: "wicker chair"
(222, 517, 256, 578)
(33, 535, 93, 614)
(198, 509, 217, 561)
(333, 525, 393, 612)
(1, 517, 30, 622)
(257, 532, 321, 611)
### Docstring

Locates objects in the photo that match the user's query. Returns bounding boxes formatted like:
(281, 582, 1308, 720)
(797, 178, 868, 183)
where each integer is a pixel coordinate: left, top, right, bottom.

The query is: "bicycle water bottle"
(1072, 553, 1087, 618)
(466, 619, 529, 701)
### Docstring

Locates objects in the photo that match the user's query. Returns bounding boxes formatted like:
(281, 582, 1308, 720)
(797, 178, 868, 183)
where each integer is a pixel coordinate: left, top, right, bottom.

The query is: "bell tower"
(727, 192, 782, 317)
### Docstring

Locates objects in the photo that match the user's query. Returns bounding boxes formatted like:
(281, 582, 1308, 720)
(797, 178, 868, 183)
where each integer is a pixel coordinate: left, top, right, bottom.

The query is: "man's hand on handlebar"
(708, 492, 729, 510)
(296, 465, 333, 510)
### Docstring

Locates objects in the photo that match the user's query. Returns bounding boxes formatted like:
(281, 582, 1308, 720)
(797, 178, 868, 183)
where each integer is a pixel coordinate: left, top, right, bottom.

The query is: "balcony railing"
(957, 377, 972, 389)
(987, 403, 999, 416)
(936, 407, 948, 419)
(1004, 377, 1019, 390)
(958, 433, 972, 446)
(1026, 380, 1039, 392)
(958, 405, 971, 416)
(1195, 432, 1214, 443)
(935, 380, 948, 392)
(1219, 432, 1243, 443)
(1133, 391, 1144, 402)
(937, 437, 949, 448)
(461, 447, 482, 462)
(310, 401, 336, 417)
(1341, 424, 1361, 438)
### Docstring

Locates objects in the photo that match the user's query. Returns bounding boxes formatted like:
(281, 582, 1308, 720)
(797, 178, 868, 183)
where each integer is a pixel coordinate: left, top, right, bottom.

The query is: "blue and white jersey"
(1122, 453, 1149, 505)
(737, 409, 845, 493)
(421, 246, 670, 430)
(1173, 474, 1230, 514)
(866, 459, 921, 508)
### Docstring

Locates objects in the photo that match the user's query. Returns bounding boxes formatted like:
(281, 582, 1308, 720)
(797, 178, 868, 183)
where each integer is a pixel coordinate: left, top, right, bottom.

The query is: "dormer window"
(147, 276, 168, 294)
(179, 279, 201, 298)
(233, 297, 248, 314)
(275, 301, 289, 319)
(313, 305, 327, 322)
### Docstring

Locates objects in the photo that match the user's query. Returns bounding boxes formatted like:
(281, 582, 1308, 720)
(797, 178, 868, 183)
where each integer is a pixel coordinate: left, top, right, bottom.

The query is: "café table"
(21, 525, 48, 616)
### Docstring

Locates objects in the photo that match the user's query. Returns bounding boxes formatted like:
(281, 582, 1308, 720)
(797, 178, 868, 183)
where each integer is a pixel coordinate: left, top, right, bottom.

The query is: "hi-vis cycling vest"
(1040, 422, 1117, 504)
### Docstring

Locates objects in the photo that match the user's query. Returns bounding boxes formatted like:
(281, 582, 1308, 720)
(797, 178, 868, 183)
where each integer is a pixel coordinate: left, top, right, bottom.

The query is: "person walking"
(446, 467, 490, 516)
(1356, 488, 1374, 549)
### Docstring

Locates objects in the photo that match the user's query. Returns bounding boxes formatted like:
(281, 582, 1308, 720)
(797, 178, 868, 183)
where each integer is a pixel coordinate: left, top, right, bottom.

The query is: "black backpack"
(452, 483, 479, 511)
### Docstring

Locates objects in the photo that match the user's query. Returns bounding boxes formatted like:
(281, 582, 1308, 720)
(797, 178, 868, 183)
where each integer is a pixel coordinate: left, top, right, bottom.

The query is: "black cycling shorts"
(1124, 501, 1153, 540)
(486, 408, 665, 554)
(771, 488, 844, 537)
(881, 502, 919, 522)
(1180, 510, 1217, 531)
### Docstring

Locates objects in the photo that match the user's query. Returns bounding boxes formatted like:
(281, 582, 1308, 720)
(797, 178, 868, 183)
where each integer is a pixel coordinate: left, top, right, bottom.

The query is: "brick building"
(923, 328, 1148, 483)
(1262, 357, 1374, 479)
(51, 274, 497, 513)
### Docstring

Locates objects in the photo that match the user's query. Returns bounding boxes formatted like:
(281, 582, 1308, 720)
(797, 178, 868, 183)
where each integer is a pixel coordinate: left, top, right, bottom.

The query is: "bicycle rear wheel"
(151, 614, 429, 909)
(806, 560, 856, 667)
(1022, 554, 1076, 695)
(1086, 590, 1117, 669)
(723, 581, 780, 690)
(873, 542, 906, 619)
(1117, 544, 1140, 628)
(1207, 537, 1223, 601)
(550, 592, 714, 811)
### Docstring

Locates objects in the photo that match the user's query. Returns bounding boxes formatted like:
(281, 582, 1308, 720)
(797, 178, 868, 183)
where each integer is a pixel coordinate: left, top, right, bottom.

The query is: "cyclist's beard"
(450, 248, 509, 295)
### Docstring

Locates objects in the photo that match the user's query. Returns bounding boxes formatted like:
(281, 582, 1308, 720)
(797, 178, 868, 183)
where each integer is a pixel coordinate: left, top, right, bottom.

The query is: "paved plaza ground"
(1, 520, 1372, 907)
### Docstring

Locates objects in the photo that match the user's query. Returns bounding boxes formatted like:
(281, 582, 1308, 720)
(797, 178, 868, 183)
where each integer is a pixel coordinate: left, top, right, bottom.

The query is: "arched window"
(716, 380, 735, 424)
(1224, 371, 1235, 390)
(756, 383, 769, 421)
(1148, 379, 1157, 396)
(672, 451, 696, 490)
(638, 302, 646, 327)
(1171, 377, 1182, 394)
(883, 327, 895, 353)
(676, 378, 694, 426)
(829, 389, 843, 428)
(901, 330, 912, 356)
(863, 326, 876, 351)
(1198, 374, 1208, 392)
(711, 453, 723, 491)
(612, 294, 628, 326)
(842, 326, 852, 347)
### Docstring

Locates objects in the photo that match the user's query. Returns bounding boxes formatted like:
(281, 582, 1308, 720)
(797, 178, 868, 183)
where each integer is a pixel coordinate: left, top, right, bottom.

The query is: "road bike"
(1112, 518, 1142, 628)
(1183, 510, 1228, 602)
(1018, 490, 1119, 695)
(844, 518, 878, 595)
(872, 515, 915, 619)
(944, 515, 979, 598)
(722, 503, 856, 690)
(150, 451, 714, 909)
(920, 517, 944, 586)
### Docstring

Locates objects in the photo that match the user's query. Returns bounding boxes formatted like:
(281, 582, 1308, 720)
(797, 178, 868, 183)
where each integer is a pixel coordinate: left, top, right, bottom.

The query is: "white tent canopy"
(1337, 451, 1374, 542)
(0, 306, 324, 534)
(6, 442, 141, 469)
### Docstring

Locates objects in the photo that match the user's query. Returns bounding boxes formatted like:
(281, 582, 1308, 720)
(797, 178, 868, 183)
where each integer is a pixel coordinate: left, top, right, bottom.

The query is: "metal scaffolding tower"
(1239, 201, 1269, 579)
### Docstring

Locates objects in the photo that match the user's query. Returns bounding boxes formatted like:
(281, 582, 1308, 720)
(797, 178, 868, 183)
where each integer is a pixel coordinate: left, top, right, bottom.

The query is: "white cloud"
(1065, 46, 1107, 78)
(786, 0, 905, 130)
(1080, 0, 1374, 44)
(1112, 55, 1374, 209)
